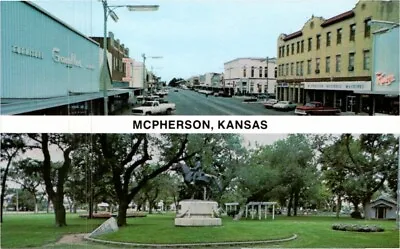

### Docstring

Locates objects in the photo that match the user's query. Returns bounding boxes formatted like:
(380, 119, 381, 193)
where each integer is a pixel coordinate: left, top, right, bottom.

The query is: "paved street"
(162, 89, 294, 115)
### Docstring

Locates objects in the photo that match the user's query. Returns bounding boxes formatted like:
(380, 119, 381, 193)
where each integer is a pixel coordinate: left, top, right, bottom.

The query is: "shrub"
(332, 224, 384, 232)
(350, 211, 363, 219)
(227, 210, 239, 217)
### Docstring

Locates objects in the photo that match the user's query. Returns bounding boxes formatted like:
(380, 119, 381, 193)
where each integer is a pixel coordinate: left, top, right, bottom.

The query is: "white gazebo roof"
(247, 202, 277, 206)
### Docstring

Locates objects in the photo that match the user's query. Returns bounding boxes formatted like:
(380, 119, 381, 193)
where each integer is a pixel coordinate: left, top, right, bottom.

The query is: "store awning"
(353, 90, 399, 97)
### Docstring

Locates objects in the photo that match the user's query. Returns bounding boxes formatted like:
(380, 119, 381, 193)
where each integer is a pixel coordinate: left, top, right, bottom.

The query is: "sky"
(33, 0, 359, 82)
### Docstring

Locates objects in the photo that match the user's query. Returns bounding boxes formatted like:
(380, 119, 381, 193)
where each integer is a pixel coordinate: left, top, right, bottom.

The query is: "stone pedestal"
(175, 199, 222, 226)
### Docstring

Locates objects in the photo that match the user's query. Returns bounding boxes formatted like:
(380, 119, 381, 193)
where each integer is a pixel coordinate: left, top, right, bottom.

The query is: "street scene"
(0, 0, 398, 115)
(1, 134, 399, 248)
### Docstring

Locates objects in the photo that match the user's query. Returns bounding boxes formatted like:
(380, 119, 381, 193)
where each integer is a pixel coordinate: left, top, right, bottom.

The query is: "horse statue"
(170, 161, 222, 200)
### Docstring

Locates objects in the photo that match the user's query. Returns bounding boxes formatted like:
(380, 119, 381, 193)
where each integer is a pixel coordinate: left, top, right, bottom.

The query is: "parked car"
(132, 101, 176, 115)
(272, 101, 297, 111)
(174, 89, 179, 92)
(295, 101, 341, 115)
(263, 99, 279, 108)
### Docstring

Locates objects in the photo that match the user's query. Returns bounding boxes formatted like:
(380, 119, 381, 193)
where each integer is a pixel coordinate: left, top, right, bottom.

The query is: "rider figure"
(191, 154, 202, 184)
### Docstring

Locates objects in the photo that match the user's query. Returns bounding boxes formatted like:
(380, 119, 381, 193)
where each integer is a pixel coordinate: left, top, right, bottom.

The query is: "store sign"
(12, 45, 43, 59)
(52, 48, 82, 68)
(375, 72, 395, 86)
(304, 81, 371, 91)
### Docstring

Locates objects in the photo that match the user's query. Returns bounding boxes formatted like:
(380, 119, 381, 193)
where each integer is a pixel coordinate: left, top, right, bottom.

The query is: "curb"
(84, 233, 297, 248)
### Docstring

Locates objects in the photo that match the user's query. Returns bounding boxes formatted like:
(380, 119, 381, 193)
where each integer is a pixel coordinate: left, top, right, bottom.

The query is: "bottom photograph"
(0, 133, 399, 249)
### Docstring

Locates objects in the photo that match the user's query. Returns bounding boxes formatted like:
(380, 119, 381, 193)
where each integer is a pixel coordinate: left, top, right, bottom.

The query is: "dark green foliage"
(350, 211, 363, 219)
(332, 223, 384, 232)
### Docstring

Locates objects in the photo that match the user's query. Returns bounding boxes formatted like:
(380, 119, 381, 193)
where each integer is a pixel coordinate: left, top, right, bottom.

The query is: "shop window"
(350, 24, 356, 41)
(337, 28, 342, 44)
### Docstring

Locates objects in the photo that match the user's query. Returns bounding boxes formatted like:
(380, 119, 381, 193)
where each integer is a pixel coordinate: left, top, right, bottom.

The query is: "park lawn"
(1, 213, 104, 248)
(99, 215, 399, 248)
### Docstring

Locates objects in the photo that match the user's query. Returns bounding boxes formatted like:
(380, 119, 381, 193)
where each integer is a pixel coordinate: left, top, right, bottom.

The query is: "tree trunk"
(336, 194, 342, 218)
(0, 160, 12, 223)
(117, 201, 129, 227)
(73, 204, 77, 213)
(53, 198, 67, 227)
(287, 194, 293, 217)
(47, 199, 50, 213)
(88, 199, 94, 219)
(293, 191, 299, 216)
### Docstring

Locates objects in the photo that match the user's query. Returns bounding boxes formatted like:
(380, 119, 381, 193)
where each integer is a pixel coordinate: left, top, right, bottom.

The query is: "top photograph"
(1, 0, 399, 116)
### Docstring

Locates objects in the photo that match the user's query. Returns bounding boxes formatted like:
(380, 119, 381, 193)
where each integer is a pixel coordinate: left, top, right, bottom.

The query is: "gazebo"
(245, 202, 277, 220)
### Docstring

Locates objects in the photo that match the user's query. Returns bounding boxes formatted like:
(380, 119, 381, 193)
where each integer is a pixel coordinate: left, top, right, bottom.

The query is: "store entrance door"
(346, 96, 356, 112)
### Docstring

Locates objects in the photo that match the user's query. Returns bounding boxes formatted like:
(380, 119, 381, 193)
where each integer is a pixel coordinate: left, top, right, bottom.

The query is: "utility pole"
(266, 56, 269, 96)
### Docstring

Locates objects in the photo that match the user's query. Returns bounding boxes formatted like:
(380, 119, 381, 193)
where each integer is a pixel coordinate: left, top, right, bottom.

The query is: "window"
(296, 62, 299, 76)
(290, 62, 294, 75)
(282, 46, 285, 57)
(301, 40, 304, 53)
(274, 66, 277, 78)
(300, 61, 304, 76)
(286, 45, 290, 56)
(350, 24, 356, 41)
(297, 41, 300, 53)
(363, 50, 370, 70)
(243, 67, 247, 77)
(264, 67, 268, 77)
(278, 47, 281, 58)
(337, 28, 342, 44)
(259, 66, 263, 77)
(316, 34, 321, 50)
(291, 43, 295, 55)
(251, 66, 255, 77)
(326, 32, 331, 47)
(326, 56, 330, 73)
(336, 55, 341, 72)
(365, 18, 371, 37)
(307, 59, 312, 75)
(308, 38, 312, 51)
(316, 58, 320, 73)
(348, 52, 355, 71)
(286, 63, 289, 76)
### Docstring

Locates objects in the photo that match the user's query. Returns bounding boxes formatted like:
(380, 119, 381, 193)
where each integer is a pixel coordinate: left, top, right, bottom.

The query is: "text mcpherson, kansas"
(133, 119, 268, 131)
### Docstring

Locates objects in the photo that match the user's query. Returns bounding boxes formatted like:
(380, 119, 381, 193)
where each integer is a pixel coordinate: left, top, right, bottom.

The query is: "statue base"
(174, 199, 222, 227)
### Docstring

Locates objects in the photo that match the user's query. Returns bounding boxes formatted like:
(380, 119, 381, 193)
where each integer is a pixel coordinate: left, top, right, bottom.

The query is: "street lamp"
(142, 54, 163, 96)
(101, 0, 159, 115)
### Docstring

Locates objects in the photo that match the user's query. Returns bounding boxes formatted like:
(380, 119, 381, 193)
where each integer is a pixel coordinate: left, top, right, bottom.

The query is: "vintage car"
(132, 101, 176, 115)
(272, 101, 297, 111)
(295, 101, 341, 115)
(263, 99, 279, 108)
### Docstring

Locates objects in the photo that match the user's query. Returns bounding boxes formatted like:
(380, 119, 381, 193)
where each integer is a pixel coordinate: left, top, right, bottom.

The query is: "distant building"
(276, 0, 399, 113)
(224, 57, 277, 95)
(365, 195, 397, 219)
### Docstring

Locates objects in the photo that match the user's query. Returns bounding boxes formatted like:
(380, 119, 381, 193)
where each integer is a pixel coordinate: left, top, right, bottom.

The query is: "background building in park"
(223, 57, 277, 96)
(276, 0, 399, 114)
(0, 1, 131, 115)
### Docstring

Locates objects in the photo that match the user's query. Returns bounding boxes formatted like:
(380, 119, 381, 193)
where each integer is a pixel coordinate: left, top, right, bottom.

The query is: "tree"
(27, 133, 86, 227)
(9, 158, 43, 213)
(95, 134, 213, 227)
(1, 134, 26, 223)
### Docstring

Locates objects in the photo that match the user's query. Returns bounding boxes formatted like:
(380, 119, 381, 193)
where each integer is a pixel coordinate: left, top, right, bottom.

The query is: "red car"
(295, 101, 341, 115)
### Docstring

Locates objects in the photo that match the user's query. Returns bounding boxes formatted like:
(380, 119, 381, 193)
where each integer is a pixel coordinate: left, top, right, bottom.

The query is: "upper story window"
(290, 62, 294, 75)
(336, 55, 341, 72)
(348, 52, 355, 71)
(308, 38, 312, 51)
(363, 50, 370, 70)
(264, 67, 268, 77)
(278, 47, 281, 58)
(297, 41, 300, 53)
(251, 66, 255, 77)
(365, 18, 371, 37)
(307, 60, 312, 75)
(350, 24, 356, 41)
(274, 66, 277, 78)
(243, 67, 247, 77)
(291, 43, 295, 55)
(259, 66, 263, 77)
(316, 34, 321, 50)
(286, 45, 290, 56)
(337, 28, 342, 44)
(326, 56, 331, 73)
(286, 63, 289, 76)
(282, 46, 285, 57)
(301, 40, 304, 53)
(316, 58, 321, 72)
(326, 32, 331, 47)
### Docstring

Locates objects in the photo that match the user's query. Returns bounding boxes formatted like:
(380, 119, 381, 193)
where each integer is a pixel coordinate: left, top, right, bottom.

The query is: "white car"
(272, 101, 297, 111)
(263, 99, 279, 108)
(132, 101, 176, 115)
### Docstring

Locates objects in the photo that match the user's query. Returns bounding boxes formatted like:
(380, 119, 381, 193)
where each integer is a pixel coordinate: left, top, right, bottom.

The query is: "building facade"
(276, 0, 399, 113)
(224, 57, 277, 95)
(0, 1, 130, 115)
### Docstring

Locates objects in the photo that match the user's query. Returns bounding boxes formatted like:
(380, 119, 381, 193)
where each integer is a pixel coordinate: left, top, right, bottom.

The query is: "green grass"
(1, 213, 399, 248)
(1, 213, 104, 248)
(98, 214, 399, 248)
